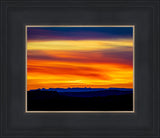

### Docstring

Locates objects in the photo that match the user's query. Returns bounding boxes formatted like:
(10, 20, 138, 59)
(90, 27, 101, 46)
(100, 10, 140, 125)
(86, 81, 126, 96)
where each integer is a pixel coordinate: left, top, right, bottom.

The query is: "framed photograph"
(26, 25, 134, 113)
(1, 0, 159, 138)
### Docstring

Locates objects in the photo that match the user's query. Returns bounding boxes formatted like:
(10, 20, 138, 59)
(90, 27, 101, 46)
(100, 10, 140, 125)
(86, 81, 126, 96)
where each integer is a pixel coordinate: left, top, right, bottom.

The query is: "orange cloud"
(27, 39, 133, 90)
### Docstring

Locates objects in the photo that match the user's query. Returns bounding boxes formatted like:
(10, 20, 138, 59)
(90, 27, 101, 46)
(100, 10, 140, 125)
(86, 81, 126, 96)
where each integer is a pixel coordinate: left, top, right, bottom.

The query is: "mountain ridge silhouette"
(29, 87, 133, 92)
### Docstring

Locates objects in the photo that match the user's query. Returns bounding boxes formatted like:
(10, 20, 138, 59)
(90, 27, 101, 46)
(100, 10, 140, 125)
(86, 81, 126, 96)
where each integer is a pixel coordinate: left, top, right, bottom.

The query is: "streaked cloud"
(27, 39, 133, 51)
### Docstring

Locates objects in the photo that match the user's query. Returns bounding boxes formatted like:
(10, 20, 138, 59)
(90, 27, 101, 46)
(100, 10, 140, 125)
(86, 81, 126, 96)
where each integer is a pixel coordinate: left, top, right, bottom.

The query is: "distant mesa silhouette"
(28, 87, 133, 98)
(29, 87, 132, 92)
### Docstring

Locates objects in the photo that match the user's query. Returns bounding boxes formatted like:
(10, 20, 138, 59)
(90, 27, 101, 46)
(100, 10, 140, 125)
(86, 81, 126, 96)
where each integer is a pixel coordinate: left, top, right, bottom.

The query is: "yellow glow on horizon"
(27, 59, 133, 90)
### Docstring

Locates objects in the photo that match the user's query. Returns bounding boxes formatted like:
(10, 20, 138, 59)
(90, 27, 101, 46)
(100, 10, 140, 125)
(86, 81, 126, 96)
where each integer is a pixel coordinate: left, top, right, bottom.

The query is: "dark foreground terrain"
(27, 88, 133, 111)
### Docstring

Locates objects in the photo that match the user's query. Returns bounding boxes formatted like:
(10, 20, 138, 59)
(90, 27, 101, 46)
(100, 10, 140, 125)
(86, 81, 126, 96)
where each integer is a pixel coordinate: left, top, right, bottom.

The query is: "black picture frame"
(0, 0, 159, 137)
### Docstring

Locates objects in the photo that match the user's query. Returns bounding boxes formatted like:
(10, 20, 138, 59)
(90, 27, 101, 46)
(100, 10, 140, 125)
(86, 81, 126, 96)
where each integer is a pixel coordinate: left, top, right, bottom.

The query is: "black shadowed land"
(27, 88, 133, 111)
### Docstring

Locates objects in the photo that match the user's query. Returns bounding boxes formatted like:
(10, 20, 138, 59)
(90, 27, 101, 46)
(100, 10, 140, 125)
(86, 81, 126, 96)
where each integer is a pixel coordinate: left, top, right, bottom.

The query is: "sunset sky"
(27, 26, 133, 91)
